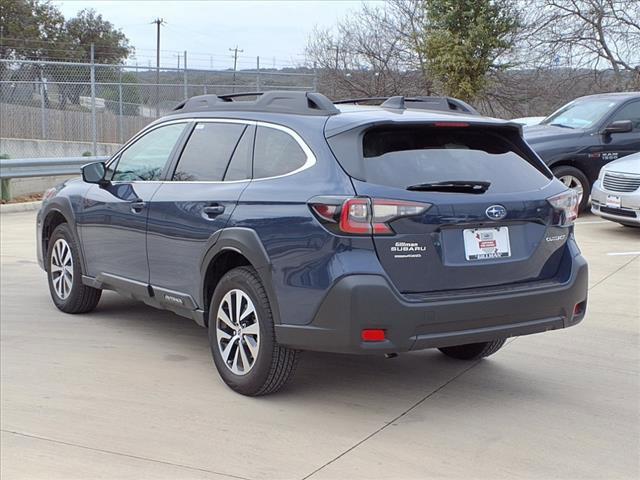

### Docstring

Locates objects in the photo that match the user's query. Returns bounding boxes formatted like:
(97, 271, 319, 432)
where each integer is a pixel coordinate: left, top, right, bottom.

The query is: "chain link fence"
(0, 58, 317, 158)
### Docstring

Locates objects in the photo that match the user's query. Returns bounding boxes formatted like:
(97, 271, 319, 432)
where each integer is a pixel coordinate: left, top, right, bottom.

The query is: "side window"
(253, 126, 308, 179)
(112, 123, 187, 181)
(173, 122, 246, 181)
(224, 125, 255, 181)
(610, 101, 640, 130)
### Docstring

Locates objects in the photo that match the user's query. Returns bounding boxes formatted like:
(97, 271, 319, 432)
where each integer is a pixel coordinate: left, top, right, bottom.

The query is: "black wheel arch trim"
(547, 157, 598, 185)
(40, 200, 88, 275)
(199, 227, 281, 325)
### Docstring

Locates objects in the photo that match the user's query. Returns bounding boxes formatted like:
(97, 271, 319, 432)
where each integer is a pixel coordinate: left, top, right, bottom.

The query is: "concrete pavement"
(1, 211, 638, 479)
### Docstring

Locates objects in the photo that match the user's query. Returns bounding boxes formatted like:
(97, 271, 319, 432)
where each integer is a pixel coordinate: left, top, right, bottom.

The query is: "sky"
(53, 1, 372, 69)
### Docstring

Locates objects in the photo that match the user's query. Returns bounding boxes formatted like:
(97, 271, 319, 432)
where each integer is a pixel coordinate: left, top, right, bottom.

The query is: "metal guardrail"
(0, 156, 109, 180)
(0, 156, 109, 201)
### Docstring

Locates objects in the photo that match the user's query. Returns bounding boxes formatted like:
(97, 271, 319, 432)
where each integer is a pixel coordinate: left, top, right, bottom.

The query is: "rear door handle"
(202, 204, 225, 219)
(130, 200, 146, 213)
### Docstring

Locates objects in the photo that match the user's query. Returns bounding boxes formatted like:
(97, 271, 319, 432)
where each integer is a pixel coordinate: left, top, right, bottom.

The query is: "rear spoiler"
(325, 118, 523, 138)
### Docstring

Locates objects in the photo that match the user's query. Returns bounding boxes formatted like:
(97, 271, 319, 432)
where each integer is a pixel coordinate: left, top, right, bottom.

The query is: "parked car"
(37, 92, 588, 396)
(511, 116, 545, 126)
(524, 92, 640, 211)
(591, 151, 640, 227)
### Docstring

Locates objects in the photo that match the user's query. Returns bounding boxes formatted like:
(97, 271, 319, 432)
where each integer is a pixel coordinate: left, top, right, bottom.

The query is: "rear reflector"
(361, 329, 386, 342)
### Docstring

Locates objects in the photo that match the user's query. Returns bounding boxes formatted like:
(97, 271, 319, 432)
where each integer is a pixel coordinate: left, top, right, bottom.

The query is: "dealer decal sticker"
(391, 241, 427, 258)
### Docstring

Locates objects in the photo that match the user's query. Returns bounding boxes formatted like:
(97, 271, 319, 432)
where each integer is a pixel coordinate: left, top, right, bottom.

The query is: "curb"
(0, 201, 42, 214)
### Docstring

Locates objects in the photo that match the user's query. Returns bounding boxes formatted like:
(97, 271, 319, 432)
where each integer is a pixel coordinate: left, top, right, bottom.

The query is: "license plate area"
(606, 195, 621, 208)
(463, 227, 511, 261)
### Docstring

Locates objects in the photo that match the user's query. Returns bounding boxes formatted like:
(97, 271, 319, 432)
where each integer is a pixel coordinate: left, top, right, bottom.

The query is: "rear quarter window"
(253, 126, 308, 179)
(353, 125, 551, 193)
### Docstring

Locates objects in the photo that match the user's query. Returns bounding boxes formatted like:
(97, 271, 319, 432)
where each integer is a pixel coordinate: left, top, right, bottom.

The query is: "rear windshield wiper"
(407, 180, 491, 194)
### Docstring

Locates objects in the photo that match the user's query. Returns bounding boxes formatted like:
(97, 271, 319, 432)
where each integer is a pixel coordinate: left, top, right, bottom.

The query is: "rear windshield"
(353, 126, 551, 193)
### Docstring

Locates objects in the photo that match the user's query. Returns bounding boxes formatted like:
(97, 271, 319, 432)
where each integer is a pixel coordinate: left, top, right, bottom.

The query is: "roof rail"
(334, 97, 390, 105)
(335, 95, 480, 115)
(173, 91, 339, 116)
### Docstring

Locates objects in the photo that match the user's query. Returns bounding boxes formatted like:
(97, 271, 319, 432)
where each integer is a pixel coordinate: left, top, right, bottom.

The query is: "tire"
(46, 223, 102, 313)
(208, 266, 299, 396)
(438, 339, 506, 361)
(552, 165, 590, 212)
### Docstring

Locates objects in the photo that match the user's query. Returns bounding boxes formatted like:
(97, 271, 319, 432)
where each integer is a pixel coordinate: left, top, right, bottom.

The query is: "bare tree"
(305, 1, 428, 98)
(306, 0, 639, 116)
(519, 0, 639, 86)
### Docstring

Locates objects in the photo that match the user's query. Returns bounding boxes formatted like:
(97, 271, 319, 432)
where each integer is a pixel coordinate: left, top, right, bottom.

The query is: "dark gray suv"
(37, 92, 589, 395)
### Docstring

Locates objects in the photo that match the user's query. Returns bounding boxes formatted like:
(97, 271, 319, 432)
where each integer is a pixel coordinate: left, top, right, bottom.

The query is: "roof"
(159, 91, 522, 136)
(168, 91, 484, 119)
(573, 91, 640, 103)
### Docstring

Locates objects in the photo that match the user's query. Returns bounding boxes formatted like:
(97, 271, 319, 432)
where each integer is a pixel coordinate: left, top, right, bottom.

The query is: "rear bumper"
(275, 254, 588, 354)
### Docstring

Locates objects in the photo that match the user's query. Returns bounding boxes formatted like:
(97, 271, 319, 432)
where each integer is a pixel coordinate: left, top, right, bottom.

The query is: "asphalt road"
(1, 210, 638, 480)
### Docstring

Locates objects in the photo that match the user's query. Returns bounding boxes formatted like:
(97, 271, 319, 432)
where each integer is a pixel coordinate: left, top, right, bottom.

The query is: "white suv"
(591, 151, 640, 227)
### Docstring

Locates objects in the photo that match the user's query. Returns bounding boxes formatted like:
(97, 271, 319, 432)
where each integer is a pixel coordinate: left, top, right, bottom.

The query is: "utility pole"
(152, 18, 165, 117)
(229, 45, 243, 93)
(174, 53, 181, 69)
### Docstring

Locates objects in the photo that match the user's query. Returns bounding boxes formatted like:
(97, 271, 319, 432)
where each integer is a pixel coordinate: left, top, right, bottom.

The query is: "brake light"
(310, 197, 431, 235)
(434, 122, 469, 127)
(548, 190, 579, 226)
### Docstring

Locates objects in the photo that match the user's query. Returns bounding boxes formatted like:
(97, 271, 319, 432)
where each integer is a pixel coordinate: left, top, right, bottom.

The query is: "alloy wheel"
(50, 238, 73, 300)
(216, 289, 260, 375)
(558, 174, 584, 204)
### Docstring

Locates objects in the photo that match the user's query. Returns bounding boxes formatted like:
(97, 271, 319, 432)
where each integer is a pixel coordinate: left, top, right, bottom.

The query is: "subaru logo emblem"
(486, 205, 507, 220)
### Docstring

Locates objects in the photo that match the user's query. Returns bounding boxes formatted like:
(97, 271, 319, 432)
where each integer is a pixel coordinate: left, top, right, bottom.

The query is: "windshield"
(542, 99, 618, 129)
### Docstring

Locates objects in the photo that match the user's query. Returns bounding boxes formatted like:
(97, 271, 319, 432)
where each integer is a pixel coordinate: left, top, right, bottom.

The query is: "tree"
(518, 0, 640, 88)
(305, 1, 429, 98)
(420, 0, 520, 101)
(63, 9, 132, 64)
(53, 9, 133, 107)
(0, 0, 66, 60)
(0, 3, 131, 64)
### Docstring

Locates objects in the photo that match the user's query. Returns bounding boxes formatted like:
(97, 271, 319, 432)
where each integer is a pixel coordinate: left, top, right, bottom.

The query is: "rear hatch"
(327, 121, 573, 294)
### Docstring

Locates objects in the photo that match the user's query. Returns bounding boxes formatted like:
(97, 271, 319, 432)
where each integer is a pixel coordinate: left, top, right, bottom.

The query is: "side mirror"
(602, 120, 633, 135)
(82, 161, 108, 185)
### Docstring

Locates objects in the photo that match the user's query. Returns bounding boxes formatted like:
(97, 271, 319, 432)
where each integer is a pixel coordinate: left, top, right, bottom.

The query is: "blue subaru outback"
(37, 92, 588, 395)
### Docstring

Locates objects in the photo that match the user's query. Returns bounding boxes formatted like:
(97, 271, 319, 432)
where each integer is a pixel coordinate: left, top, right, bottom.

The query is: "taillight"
(340, 198, 373, 234)
(548, 190, 579, 226)
(310, 197, 431, 235)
